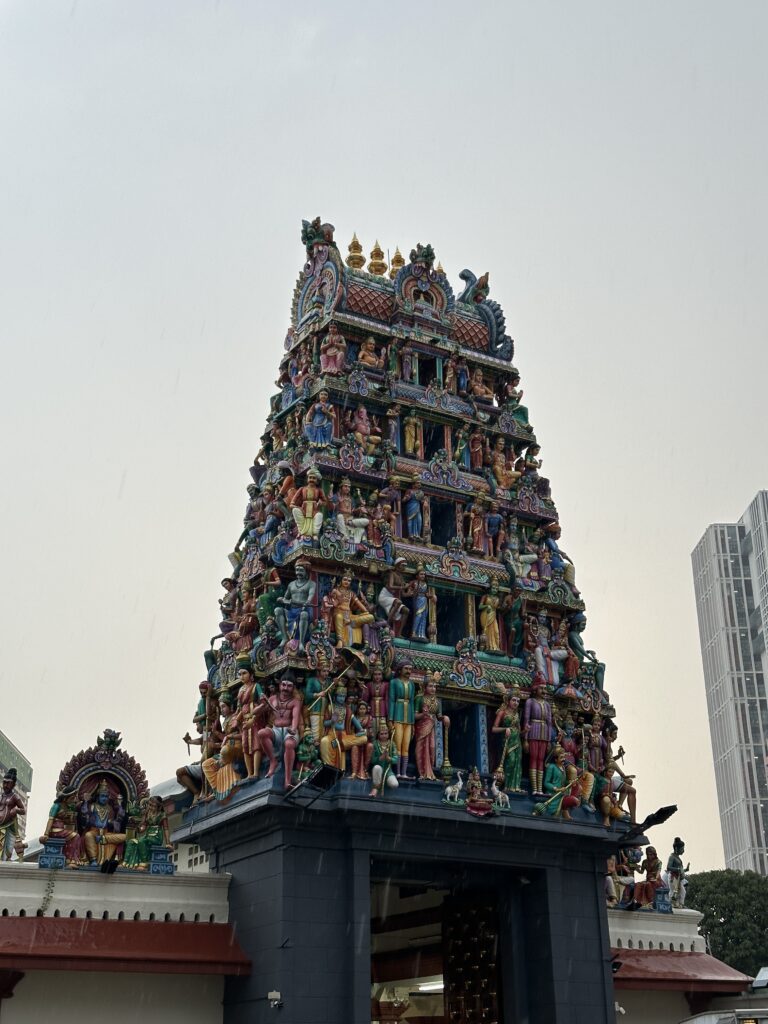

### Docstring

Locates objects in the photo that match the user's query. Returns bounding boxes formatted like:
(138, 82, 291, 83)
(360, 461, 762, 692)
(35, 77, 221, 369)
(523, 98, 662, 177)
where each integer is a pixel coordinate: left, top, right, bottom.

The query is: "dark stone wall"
(179, 796, 616, 1024)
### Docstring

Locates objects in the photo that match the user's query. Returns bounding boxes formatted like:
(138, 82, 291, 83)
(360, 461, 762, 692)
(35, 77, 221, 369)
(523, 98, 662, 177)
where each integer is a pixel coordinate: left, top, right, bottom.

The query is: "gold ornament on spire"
(389, 246, 405, 280)
(368, 240, 387, 276)
(436, 261, 445, 276)
(346, 232, 365, 270)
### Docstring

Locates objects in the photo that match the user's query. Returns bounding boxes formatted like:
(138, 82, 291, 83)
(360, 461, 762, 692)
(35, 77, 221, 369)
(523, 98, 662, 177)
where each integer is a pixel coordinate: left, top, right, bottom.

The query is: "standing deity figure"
(304, 666, 332, 742)
(667, 838, 689, 908)
(78, 779, 128, 866)
(329, 572, 375, 649)
(369, 725, 399, 798)
(290, 467, 326, 540)
(466, 500, 488, 555)
(403, 475, 426, 539)
(502, 592, 525, 660)
(453, 424, 470, 469)
(274, 560, 316, 652)
(492, 692, 523, 793)
(319, 323, 347, 375)
(468, 427, 485, 472)
(123, 796, 172, 871)
(0, 768, 26, 862)
(400, 342, 414, 382)
(404, 566, 431, 642)
(362, 667, 390, 735)
(485, 501, 506, 556)
(388, 663, 416, 779)
(258, 677, 303, 788)
(558, 712, 594, 807)
(234, 661, 269, 780)
(403, 409, 420, 457)
(522, 679, 553, 797)
(319, 683, 367, 771)
(303, 389, 335, 447)
(377, 557, 410, 637)
(443, 354, 458, 394)
(386, 404, 402, 450)
(349, 697, 373, 780)
(414, 675, 450, 781)
(332, 477, 370, 544)
(479, 580, 503, 652)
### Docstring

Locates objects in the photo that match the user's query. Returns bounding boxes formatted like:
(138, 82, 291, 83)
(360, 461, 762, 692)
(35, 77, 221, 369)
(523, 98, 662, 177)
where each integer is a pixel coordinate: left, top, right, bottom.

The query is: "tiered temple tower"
(174, 219, 628, 1024)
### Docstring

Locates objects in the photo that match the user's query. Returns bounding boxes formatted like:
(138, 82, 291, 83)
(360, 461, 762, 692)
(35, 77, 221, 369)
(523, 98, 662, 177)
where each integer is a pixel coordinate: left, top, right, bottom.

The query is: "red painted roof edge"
(611, 948, 751, 993)
(0, 918, 250, 976)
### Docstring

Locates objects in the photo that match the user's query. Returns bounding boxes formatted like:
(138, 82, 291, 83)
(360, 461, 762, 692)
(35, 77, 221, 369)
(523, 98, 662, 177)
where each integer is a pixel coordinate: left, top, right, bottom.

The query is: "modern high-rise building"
(692, 490, 768, 873)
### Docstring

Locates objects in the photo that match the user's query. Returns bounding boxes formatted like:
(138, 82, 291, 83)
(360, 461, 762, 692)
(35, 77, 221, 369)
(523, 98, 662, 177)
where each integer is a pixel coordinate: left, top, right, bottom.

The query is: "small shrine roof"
(612, 948, 752, 992)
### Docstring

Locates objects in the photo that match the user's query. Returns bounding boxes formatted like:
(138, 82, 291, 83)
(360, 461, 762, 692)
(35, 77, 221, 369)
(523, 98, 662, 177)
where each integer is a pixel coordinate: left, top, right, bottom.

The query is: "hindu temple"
(168, 217, 642, 1024)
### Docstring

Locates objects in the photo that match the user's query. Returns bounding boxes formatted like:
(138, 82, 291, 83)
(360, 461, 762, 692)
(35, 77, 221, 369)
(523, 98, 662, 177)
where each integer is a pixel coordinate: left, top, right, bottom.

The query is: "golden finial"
(389, 246, 405, 280)
(436, 261, 445, 276)
(346, 232, 365, 270)
(368, 240, 387, 276)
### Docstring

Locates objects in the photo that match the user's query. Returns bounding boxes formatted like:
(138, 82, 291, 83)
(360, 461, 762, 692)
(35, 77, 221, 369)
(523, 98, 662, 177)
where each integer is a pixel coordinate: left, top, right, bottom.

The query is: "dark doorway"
(431, 498, 458, 547)
(423, 420, 446, 460)
(442, 699, 476, 771)
(435, 587, 466, 647)
(418, 354, 438, 388)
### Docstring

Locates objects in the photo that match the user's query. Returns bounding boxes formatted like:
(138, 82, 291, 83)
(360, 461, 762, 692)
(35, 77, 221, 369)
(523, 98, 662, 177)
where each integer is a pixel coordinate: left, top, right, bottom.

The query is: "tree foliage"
(685, 869, 768, 978)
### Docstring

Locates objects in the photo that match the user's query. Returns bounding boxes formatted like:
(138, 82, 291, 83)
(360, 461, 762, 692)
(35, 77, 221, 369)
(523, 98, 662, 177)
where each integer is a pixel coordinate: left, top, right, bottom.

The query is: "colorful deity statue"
(329, 572, 375, 649)
(403, 475, 425, 540)
(403, 409, 420, 456)
(404, 566, 432, 642)
(526, 611, 569, 688)
(319, 683, 367, 771)
(534, 745, 580, 821)
(358, 336, 384, 370)
(0, 768, 26, 862)
(319, 323, 347, 375)
(303, 389, 335, 447)
(377, 557, 410, 637)
(346, 405, 381, 454)
(79, 779, 128, 866)
(258, 677, 303, 789)
(453, 424, 470, 468)
(568, 612, 606, 689)
(201, 690, 243, 800)
(274, 559, 316, 652)
(304, 665, 332, 742)
(492, 692, 523, 793)
(290, 467, 327, 539)
(501, 371, 532, 430)
(369, 725, 399, 798)
(386, 404, 401, 449)
(631, 847, 664, 910)
(388, 662, 416, 778)
(522, 679, 552, 797)
(491, 436, 521, 490)
(234, 660, 268, 780)
(469, 367, 495, 403)
(414, 674, 450, 781)
(332, 477, 370, 544)
(469, 427, 485, 471)
(479, 579, 503, 652)
(362, 667, 389, 735)
(296, 730, 323, 781)
(123, 796, 172, 871)
(39, 783, 83, 865)
(667, 837, 689, 908)
(485, 501, 506, 556)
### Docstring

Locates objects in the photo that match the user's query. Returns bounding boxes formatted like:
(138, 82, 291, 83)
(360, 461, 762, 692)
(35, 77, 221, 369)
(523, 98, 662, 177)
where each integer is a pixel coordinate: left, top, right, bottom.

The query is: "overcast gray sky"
(2, 1, 767, 870)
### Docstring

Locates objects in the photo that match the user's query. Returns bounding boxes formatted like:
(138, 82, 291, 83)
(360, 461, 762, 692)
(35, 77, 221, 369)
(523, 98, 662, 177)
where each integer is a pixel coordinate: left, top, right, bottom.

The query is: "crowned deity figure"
(303, 389, 335, 447)
(328, 572, 375, 649)
(290, 467, 326, 540)
(319, 323, 347, 375)
(78, 779, 128, 866)
(414, 674, 450, 781)
(274, 559, 316, 652)
(123, 796, 172, 871)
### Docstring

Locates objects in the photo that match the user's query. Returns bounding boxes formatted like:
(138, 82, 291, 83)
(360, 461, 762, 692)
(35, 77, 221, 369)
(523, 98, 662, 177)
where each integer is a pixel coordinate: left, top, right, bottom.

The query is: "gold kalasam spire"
(389, 246, 405, 280)
(436, 261, 445, 276)
(368, 240, 387, 276)
(346, 232, 365, 270)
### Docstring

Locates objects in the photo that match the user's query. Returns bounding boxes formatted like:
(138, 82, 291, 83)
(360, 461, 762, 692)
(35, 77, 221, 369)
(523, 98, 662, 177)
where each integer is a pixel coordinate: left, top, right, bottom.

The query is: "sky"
(1, 1, 767, 871)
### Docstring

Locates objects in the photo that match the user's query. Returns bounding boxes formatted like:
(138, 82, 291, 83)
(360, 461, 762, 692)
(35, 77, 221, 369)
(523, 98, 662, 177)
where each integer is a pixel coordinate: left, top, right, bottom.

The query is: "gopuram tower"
(174, 218, 633, 1024)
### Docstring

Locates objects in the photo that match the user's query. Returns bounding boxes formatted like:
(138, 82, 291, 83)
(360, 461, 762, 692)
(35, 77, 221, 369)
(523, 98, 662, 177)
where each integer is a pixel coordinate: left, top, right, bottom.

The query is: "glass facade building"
(692, 490, 768, 872)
